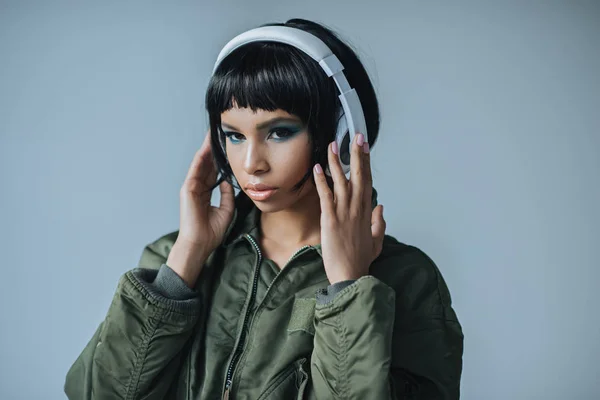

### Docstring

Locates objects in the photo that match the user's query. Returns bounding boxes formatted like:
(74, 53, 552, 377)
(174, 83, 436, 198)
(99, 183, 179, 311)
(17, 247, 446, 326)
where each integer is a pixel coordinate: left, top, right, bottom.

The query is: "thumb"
(371, 204, 386, 258)
(219, 180, 235, 215)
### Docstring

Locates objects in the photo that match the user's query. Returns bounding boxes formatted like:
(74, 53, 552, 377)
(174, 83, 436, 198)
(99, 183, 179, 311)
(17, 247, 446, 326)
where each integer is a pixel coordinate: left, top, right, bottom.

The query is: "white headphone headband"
(212, 25, 368, 175)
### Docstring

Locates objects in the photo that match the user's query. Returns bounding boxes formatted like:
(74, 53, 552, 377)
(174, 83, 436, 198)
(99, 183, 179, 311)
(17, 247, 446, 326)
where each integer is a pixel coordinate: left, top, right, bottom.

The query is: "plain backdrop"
(1, 1, 599, 399)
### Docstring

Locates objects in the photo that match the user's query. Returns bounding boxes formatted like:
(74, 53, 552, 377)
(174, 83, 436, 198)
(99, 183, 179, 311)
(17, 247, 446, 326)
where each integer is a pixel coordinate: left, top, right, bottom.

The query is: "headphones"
(212, 26, 368, 176)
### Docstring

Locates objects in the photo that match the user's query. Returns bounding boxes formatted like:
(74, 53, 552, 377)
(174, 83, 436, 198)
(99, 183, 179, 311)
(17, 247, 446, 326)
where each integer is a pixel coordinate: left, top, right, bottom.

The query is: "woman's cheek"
(279, 147, 311, 175)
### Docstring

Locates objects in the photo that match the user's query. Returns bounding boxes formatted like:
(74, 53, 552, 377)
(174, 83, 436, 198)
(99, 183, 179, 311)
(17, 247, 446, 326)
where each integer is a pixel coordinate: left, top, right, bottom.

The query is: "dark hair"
(205, 18, 380, 192)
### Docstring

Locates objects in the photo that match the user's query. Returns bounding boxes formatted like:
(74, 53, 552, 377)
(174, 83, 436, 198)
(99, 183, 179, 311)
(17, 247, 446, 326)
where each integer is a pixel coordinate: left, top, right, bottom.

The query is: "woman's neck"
(258, 189, 322, 249)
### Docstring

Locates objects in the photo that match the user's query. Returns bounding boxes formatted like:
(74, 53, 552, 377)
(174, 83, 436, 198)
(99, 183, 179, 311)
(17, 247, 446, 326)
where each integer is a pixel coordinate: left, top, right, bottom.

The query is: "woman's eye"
(225, 132, 245, 143)
(269, 127, 297, 141)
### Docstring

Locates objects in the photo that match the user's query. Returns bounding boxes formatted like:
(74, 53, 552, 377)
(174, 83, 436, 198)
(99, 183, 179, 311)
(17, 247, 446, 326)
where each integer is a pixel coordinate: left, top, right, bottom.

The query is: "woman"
(65, 18, 463, 399)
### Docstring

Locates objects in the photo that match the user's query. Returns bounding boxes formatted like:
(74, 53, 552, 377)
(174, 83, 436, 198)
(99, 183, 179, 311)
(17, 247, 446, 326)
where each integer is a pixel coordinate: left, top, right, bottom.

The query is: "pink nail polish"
(331, 141, 338, 155)
(314, 164, 323, 174)
(363, 142, 370, 154)
(356, 133, 364, 146)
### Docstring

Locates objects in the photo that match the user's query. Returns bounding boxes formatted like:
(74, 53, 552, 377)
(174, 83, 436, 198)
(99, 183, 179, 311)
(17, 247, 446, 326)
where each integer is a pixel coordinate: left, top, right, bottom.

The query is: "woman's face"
(220, 105, 317, 213)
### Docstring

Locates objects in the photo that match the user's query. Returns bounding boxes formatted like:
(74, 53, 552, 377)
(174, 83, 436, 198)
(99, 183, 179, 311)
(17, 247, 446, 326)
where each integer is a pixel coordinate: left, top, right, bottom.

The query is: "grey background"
(1, 1, 599, 399)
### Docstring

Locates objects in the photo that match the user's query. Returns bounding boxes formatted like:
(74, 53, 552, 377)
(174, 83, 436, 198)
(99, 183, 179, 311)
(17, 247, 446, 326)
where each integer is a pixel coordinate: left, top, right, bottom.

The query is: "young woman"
(65, 18, 463, 399)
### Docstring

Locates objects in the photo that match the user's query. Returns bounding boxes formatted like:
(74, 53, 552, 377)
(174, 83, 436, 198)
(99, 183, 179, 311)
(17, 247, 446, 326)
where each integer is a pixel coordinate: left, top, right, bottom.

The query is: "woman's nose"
(242, 142, 269, 175)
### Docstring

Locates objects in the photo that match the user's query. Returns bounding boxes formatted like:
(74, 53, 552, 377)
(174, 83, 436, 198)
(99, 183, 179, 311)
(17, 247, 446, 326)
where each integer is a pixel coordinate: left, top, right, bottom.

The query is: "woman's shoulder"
(370, 234, 456, 318)
(377, 234, 434, 266)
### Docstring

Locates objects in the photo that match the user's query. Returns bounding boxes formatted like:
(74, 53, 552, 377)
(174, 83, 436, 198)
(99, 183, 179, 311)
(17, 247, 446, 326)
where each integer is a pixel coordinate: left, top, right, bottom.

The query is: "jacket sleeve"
(64, 232, 202, 400)
(310, 275, 396, 399)
(309, 244, 464, 399)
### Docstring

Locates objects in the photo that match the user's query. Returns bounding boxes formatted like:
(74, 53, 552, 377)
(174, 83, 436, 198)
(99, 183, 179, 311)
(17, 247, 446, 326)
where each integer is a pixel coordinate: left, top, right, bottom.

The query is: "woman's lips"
(246, 188, 277, 201)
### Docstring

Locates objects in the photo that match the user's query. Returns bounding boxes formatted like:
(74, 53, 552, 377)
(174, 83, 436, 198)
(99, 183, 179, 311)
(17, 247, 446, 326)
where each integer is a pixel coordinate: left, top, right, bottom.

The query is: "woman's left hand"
(313, 133, 386, 285)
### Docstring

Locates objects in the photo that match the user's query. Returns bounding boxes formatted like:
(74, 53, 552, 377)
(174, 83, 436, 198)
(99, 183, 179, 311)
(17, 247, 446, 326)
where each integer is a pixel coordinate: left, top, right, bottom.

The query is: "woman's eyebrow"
(221, 117, 302, 131)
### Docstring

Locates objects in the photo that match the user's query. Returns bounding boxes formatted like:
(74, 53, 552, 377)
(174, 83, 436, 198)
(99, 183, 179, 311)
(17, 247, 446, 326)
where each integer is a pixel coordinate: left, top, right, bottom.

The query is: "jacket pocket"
(287, 297, 316, 336)
(257, 358, 309, 400)
(295, 358, 309, 400)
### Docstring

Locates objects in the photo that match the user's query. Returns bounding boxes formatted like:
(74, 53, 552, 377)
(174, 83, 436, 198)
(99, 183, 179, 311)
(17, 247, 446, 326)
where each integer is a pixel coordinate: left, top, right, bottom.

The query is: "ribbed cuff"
(128, 265, 201, 315)
(315, 279, 356, 304)
(153, 264, 199, 300)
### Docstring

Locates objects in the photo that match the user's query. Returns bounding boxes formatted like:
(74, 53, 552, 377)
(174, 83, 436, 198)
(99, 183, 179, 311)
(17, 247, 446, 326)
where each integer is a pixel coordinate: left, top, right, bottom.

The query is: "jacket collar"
(222, 186, 380, 256)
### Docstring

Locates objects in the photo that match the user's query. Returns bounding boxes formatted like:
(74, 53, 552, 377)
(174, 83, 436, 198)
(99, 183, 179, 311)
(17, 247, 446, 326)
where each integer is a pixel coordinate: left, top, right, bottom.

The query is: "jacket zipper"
(286, 245, 311, 266)
(222, 235, 312, 399)
(223, 234, 262, 399)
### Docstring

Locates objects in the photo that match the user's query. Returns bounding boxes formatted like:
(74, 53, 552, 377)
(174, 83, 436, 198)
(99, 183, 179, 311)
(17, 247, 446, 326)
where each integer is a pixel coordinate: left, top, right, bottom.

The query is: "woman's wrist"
(166, 240, 209, 288)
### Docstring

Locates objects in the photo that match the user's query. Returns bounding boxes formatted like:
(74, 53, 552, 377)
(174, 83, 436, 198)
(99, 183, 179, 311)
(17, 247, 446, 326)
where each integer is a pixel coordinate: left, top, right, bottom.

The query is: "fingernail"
(356, 133, 364, 146)
(314, 163, 323, 174)
(363, 142, 370, 154)
(331, 141, 338, 155)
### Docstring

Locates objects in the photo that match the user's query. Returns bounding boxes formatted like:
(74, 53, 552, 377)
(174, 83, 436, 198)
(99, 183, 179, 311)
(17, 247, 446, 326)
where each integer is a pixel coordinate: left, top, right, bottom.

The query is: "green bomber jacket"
(65, 187, 463, 399)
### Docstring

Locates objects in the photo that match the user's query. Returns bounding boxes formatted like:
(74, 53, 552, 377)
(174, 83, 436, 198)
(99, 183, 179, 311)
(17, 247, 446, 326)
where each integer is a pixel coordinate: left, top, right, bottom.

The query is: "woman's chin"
(249, 198, 282, 213)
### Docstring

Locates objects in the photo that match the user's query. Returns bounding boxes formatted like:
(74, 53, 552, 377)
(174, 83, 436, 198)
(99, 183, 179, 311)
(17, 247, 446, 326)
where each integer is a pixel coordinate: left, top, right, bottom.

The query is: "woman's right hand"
(167, 130, 235, 287)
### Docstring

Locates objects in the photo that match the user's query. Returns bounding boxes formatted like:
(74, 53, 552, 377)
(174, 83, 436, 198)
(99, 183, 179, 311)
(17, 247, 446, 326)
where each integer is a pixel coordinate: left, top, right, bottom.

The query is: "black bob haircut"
(205, 18, 380, 193)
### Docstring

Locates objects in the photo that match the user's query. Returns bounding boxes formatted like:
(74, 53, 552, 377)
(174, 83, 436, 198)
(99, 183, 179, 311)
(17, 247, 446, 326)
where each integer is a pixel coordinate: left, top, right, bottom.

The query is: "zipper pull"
(223, 379, 232, 400)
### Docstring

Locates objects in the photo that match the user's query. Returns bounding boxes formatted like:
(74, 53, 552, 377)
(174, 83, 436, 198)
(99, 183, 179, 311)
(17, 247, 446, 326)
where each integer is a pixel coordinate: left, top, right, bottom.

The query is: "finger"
(201, 129, 212, 154)
(313, 163, 335, 217)
(218, 180, 235, 214)
(371, 204, 386, 257)
(327, 141, 349, 206)
(185, 132, 212, 182)
(350, 133, 366, 210)
(362, 140, 373, 210)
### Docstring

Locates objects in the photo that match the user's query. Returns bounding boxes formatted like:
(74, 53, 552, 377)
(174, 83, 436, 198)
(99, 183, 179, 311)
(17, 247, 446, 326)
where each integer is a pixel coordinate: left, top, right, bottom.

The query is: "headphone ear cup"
(339, 130, 350, 166)
(324, 110, 351, 177)
(336, 111, 351, 174)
